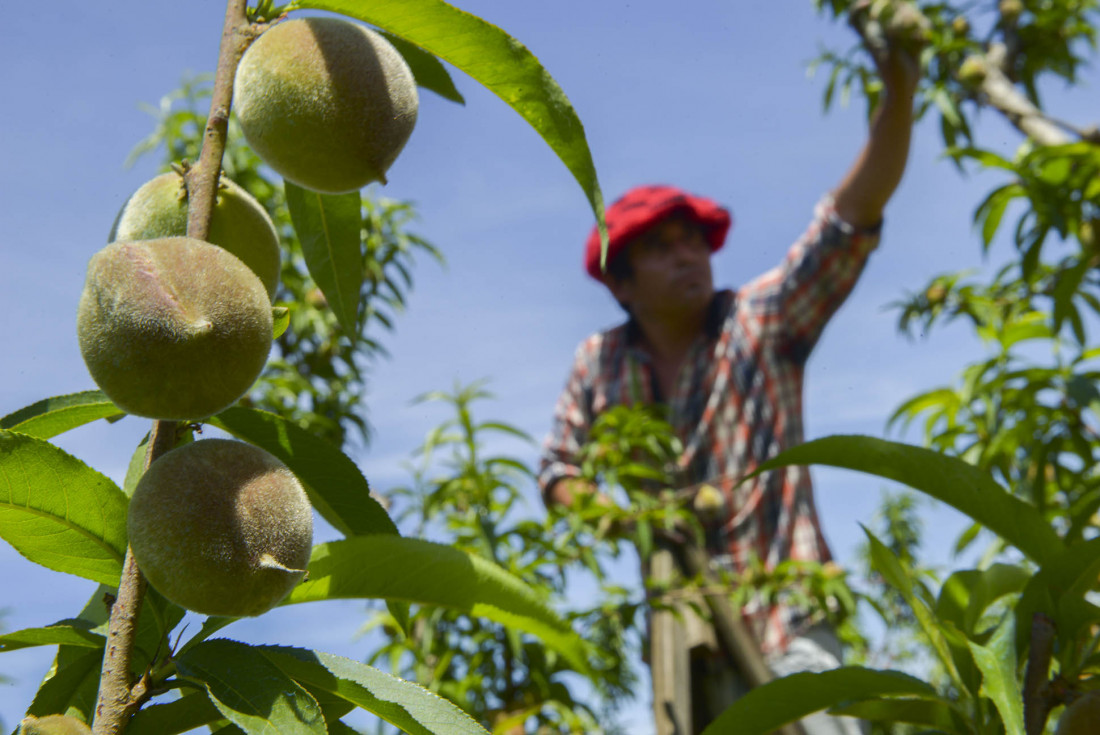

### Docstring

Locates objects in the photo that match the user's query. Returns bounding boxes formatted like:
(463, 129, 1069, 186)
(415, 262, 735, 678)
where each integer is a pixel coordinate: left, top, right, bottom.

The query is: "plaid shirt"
(538, 197, 880, 655)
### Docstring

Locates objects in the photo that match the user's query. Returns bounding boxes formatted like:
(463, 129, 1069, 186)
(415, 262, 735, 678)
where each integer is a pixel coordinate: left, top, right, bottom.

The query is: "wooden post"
(650, 545, 693, 735)
(648, 534, 808, 735)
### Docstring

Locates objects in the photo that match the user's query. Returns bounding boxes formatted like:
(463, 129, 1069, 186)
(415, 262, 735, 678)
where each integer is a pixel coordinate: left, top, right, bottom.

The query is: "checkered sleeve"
(537, 339, 598, 501)
(740, 196, 881, 361)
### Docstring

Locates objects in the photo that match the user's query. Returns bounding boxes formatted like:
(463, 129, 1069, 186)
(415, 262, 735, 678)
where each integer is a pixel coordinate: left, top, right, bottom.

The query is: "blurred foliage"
(367, 389, 870, 733)
(127, 74, 443, 449)
(366, 382, 640, 733)
(795, 1, 1100, 733)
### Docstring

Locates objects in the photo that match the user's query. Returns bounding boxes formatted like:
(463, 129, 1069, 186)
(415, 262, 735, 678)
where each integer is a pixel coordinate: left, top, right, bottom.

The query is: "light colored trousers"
(765, 625, 867, 735)
(648, 547, 865, 735)
(687, 623, 865, 735)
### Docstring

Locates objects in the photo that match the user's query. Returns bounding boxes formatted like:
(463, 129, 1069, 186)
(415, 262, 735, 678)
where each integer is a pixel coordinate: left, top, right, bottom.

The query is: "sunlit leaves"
(746, 434, 1065, 565)
(699, 667, 942, 735)
(0, 622, 104, 653)
(0, 390, 122, 440)
(259, 645, 489, 734)
(0, 430, 128, 585)
(379, 30, 465, 104)
(284, 535, 592, 677)
(285, 184, 364, 337)
(966, 617, 1025, 735)
(176, 639, 327, 735)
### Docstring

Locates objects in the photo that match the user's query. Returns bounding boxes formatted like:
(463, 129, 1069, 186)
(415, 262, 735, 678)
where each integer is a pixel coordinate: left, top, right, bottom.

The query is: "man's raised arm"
(832, 36, 922, 229)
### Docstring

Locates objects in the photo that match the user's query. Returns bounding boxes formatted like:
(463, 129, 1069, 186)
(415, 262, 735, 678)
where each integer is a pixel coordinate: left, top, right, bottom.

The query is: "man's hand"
(850, 0, 927, 96)
(832, 0, 923, 229)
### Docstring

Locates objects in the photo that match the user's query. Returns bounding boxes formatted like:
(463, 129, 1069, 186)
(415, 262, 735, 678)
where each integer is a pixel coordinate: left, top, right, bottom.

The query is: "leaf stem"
(92, 1, 264, 731)
(1023, 612, 1056, 735)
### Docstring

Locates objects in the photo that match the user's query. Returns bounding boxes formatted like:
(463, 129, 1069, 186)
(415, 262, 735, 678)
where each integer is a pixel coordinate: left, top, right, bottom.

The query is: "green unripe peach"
(18, 714, 92, 735)
(77, 237, 273, 420)
(109, 172, 281, 299)
(1056, 691, 1100, 735)
(957, 55, 988, 86)
(127, 439, 313, 617)
(1079, 218, 1099, 253)
(235, 17, 419, 193)
(999, 0, 1023, 22)
(692, 483, 727, 523)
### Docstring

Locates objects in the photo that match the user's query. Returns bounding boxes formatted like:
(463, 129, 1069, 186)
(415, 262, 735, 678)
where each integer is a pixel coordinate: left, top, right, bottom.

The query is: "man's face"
(608, 214, 715, 320)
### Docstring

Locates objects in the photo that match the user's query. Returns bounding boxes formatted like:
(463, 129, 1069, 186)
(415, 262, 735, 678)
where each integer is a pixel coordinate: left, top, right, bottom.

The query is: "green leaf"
(0, 621, 104, 653)
(936, 564, 1031, 638)
(122, 433, 152, 499)
(293, 0, 608, 258)
(130, 586, 188, 673)
(26, 646, 103, 723)
(699, 667, 940, 735)
(746, 435, 1065, 566)
(973, 183, 1022, 249)
(830, 697, 969, 732)
(0, 390, 123, 439)
(378, 30, 465, 104)
(259, 645, 489, 735)
(326, 721, 362, 735)
(283, 536, 592, 676)
(210, 407, 396, 537)
(1053, 259, 1090, 336)
(864, 528, 968, 691)
(1000, 311, 1053, 349)
(175, 639, 327, 735)
(284, 182, 363, 335)
(950, 147, 1016, 171)
(967, 616, 1025, 735)
(0, 430, 128, 585)
(272, 305, 291, 339)
(1015, 537, 1100, 653)
(60, 583, 185, 678)
(127, 691, 223, 735)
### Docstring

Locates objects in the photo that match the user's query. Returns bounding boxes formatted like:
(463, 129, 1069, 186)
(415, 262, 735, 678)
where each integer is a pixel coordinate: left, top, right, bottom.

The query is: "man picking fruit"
(538, 9, 922, 734)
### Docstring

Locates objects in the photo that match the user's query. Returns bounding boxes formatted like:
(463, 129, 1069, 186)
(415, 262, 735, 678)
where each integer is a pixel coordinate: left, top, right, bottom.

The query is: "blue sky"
(1, 1, 1097, 731)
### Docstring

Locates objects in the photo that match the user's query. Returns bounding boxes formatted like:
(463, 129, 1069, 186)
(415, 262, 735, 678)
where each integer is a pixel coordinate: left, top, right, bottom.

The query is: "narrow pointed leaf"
(294, 0, 608, 257)
(211, 407, 396, 537)
(283, 536, 591, 676)
(127, 691, 223, 735)
(967, 617, 1025, 735)
(699, 667, 939, 735)
(865, 529, 968, 691)
(259, 645, 489, 734)
(176, 639, 326, 735)
(0, 390, 122, 439)
(0, 621, 104, 652)
(0, 430, 128, 585)
(747, 435, 1065, 566)
(378, 30, 465, 104)
(284, 183, 363, 335)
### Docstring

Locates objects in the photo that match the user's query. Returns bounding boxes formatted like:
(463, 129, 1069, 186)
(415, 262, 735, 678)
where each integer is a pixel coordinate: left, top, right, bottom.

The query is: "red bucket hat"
(585, 185, 732, 281)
